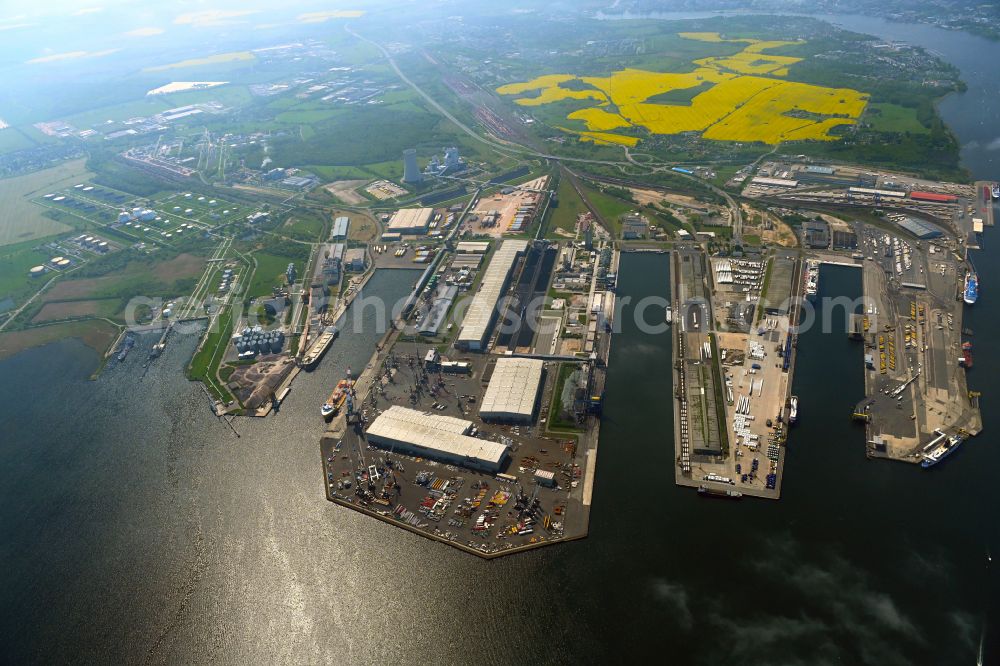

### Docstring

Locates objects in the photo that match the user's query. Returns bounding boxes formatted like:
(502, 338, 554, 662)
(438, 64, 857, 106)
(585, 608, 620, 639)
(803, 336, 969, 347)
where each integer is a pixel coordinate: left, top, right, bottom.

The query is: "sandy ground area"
(324, 180, 368, 205)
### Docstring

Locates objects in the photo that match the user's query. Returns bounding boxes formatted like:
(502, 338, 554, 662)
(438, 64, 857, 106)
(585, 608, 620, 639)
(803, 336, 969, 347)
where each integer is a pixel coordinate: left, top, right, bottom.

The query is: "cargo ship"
(321, 371, 354, 420)
(789, 395, 798, 424)
(962, 341, 973, 369)
(964, 272, 978, 305)
(921, 432, 964, 468)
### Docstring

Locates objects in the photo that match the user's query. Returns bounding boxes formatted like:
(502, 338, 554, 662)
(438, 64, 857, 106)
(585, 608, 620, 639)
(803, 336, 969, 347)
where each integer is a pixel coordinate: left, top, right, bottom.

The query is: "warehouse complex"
(480, 357, 545, 423)
(456, 239, 528, 351)
(386, 207, 434, 235)
(364, 406, 510, 473)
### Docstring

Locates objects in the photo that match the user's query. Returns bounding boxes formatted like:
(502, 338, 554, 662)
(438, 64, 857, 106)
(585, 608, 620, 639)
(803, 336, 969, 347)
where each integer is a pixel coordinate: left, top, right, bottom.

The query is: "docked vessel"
(964, 272, 979, 305)
(921, 433, 964, 468)
(697, 486, 743, 499)
(962, 341, 973, 368)
(992, 183, 999, 200)
(321, 367, 354, 419)
(665, 306, 672, 325)
(788, 395, 798, 424)
(804, 259, 819, 300)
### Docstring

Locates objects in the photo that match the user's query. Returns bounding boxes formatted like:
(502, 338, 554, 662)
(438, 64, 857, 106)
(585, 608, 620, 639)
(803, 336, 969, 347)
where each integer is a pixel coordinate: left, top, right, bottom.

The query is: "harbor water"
(2, 15, 1000, 665)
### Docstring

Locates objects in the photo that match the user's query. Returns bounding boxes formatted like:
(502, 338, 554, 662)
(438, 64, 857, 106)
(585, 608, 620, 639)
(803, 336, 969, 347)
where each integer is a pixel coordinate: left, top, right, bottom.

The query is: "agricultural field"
(144, 51, 254, 72)
(0, 159, 92, 246)
(497, 32, 868, 147)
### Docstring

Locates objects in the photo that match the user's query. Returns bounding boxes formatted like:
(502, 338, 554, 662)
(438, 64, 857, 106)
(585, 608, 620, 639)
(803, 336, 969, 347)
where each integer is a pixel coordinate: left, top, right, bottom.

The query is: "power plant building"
(365, 406, 509, 473)
(402, 148, 422, 184)
(480, 358, 545, 423)
(387, 207, 434, 235)
(456, 239, 528, 351)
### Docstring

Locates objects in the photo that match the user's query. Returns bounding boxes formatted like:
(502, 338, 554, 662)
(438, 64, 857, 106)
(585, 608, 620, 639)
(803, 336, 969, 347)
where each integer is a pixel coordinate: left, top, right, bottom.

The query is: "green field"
(547, 177, 587, 238)
(246, 249, 309, 300)
(0, 159, 92, 245)
(865, 103, 930, 134)
(0, 239, 53, 302)
(580, 183, 636, 236)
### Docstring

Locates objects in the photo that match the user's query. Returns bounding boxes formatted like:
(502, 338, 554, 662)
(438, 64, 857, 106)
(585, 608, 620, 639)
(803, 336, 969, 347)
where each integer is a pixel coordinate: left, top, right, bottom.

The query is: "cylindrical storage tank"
(29, 265, 46, 277)
(57, 259, 71, 268)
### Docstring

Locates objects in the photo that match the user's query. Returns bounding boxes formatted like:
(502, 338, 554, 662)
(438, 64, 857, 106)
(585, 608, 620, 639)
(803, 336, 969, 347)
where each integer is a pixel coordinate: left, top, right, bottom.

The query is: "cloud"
(297, 10, 365, 24)
(27, 48, 119, 64)
(72, 7, 102, 16)
(174, 10, 259, 28)
(986, 137, 1000, 151)
(124, 27, 164, 37)
(649, 578, 693, 630)
(0, 22, 33, 32)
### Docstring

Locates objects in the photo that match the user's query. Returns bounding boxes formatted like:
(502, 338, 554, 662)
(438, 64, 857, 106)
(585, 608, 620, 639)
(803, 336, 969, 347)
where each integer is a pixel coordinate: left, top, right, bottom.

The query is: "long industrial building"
(331, 216, 350, 240)
(480, 357, 545, 423)
(387, 207, 433, 235)
(456, 239, 529, 351)
(365, 406, 509, 473)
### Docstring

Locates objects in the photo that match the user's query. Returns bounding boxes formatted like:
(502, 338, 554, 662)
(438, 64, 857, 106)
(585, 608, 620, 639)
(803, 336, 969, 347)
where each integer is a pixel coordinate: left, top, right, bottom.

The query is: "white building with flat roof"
(365, 406, 509, 473)
(456, 241, 490, 254)
(387, 207, 434, 235)
(480, 357, 545, 423)
(456, 239, 528, 351)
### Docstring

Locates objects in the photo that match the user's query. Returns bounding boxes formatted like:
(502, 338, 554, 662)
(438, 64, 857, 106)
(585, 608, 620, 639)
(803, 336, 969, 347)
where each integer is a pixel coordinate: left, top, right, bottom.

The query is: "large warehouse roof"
(387, 207, 433, 234)
(331, 216, 350, 239)
(480, 358, 544, 422)
(365, 406, 508, 470)
(457, 240, 528, 349)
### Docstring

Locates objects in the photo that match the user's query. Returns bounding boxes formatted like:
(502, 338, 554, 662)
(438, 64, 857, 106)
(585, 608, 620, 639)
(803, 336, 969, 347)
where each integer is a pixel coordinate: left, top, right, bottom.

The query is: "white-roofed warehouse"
(387, 207, 433, 235)
(365, 405, 510, 473)
(480, 357, 545, 423)
(456, 239, 528, 351)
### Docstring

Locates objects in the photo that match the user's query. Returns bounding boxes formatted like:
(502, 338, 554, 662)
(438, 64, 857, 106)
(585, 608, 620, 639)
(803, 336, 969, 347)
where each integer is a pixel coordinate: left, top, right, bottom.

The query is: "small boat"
(788, 395, 798, 424)
(964, 272, 979, 305)
(665, 306, 672, 324)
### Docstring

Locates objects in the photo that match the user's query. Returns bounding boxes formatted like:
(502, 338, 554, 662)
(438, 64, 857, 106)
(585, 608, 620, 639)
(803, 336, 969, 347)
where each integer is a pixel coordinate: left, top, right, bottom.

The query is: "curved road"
(347, 26, 750, 241)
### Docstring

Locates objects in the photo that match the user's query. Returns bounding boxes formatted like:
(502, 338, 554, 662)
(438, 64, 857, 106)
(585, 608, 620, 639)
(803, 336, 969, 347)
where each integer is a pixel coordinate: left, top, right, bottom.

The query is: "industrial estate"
(0, 10, 992, 558)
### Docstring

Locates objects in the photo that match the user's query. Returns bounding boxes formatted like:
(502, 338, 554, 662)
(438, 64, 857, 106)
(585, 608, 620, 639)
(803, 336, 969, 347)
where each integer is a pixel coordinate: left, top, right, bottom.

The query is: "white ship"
(789, 396, 798, 424)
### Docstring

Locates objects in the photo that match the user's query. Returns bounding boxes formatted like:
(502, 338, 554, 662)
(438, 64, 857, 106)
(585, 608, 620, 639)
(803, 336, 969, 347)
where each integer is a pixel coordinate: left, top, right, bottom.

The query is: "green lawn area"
(0, 159, 92, 246)
(0, 240, 53, 301)
(580, 183, 637, 236)
(742, 234, 762, 245)
(547, 176, 586, 238)
(0, 127, 40, 155)
(188, 309, 235, 403)
(866, 103, 930, 135)
(246, 249, 309, 299)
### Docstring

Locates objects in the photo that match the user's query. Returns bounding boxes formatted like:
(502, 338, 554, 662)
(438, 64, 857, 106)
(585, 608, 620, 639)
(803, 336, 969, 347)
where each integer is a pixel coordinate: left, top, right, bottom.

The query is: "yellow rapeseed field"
(496, 32, 868, 146)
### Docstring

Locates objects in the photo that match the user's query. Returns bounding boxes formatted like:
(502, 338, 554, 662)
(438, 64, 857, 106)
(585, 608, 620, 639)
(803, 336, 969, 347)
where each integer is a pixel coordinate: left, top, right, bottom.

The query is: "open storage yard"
(320, 344, 593, 557)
